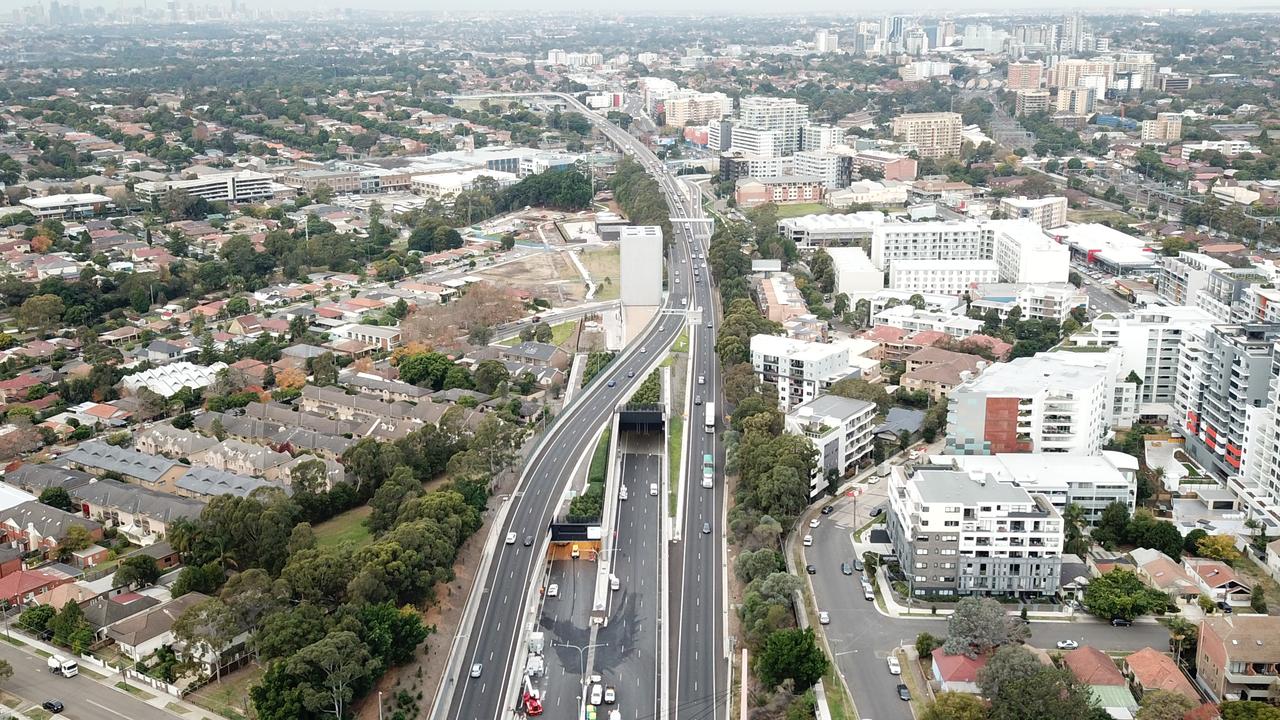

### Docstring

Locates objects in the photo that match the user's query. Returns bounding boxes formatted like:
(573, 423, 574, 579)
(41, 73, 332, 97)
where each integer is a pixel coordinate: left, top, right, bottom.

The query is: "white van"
(649, 482, 658, 496)
(619, 486, 628, 501)
(610, 574, 620, 591)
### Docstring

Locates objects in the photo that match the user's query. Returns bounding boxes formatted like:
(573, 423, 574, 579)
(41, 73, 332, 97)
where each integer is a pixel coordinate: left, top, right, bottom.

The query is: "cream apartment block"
(750, 335, 879, 411)
(1157, 251, 1230, 307)
(998, 196, 1068, 230)
(664, 91, 733, 126)
(891, 112, 962, 159)
(1141, 113, 1184, 143)
(1014, 89, 1052, 116)
(889, 259, 1000, 296)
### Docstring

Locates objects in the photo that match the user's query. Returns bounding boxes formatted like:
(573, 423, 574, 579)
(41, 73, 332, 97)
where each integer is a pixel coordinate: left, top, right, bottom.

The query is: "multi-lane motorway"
(436, 92, 720, 720)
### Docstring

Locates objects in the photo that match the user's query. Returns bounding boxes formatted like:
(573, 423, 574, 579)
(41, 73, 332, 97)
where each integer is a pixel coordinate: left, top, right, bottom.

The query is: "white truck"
(47, 655, 78, 678)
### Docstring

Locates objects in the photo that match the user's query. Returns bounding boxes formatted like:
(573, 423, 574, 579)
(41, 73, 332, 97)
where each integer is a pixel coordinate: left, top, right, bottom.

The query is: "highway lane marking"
(86, 699, 132, 719)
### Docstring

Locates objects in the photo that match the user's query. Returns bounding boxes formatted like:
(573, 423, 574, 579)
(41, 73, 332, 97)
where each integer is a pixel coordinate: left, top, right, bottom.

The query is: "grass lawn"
(774, 202, 829, 219)
(117, 682, 156, 700)
(314, 505, 374, 550)
(26, 708, 52, 720)
(1067, 208, 1137, 225)
(498, 320, 577, 348)
(189, 665, 261, 720)
(166, 701, 191, 714)
(673, 328, 689, 354)
(589, 427, 612, 485)
(668, 415, 683, 518)
(581, 247, 621, 301)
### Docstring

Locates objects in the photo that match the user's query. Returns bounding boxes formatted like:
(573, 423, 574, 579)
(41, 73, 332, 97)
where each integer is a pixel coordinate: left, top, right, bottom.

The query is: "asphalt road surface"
(0, 642, 180, 720)
(439, 92, 702, 720)
(537, 559, 596, 720)
(595, 437, 663, 720)
(805, 493, 1173, 720)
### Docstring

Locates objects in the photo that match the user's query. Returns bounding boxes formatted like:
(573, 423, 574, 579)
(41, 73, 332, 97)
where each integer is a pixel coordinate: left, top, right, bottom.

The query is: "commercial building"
(135, 170, 275, 205)
(1065, 306, 1213, 410)
(1174, 324, 1280, 479)
(946, 353, 1113, 456)
(826, 247, 885, 297)
(940, 452, 1138, 523)
(886, 464, 1064, 598)
(619, 226, 664, 308)
(1014, 89, 1052, 117)
(998, 196, 1068, 230)
(19, 193, 115, 219)
(1140, 113, 1184, 143)
(1006, 60, 1044, 91)
(778, 212, 883, 249)
(848, 149, 918, 181)
(410, 169, 519, 202)
(1054, 223, 1160, 276)
(784, 395, 876, 494)
(891, 112, 963, 159)
(889, 259, 999, 296)
(750, 335, 879, 411)
(1157, 251, 1231, 306)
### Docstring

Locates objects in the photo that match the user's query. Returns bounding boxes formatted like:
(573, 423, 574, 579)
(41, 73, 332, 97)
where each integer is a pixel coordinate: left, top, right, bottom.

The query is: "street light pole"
(553, 641, 604, 683)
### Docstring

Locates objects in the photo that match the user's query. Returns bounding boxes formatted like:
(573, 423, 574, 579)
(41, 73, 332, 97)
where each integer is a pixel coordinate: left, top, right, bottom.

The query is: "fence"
(125, 668, 184, 698)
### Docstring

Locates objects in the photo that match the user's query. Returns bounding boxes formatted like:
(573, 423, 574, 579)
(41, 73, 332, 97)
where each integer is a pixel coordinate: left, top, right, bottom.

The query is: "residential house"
(72, 479, 204, 545)
(134, 425, 217, 460)
(930, 648, 988, 694)
(0, 501, 103, 553)
(1196, 615, 1280, 702)
(327, 323, 401, 351)
(900, 346, 988, 401)
(498, 342, 569, 370)
(58, 441, 188, 491)
(30, 582, 99, 610)
(200, 439, 292, 481)
(1185, 558, 1252, 607)
(175, 466, 279, 499)
(1065, 646, 1138, 718)
(0, 568, 75, 606)
(71, 544, 110, 569)
(83, 592, 161, 639)
(1123, 647, 1199, 702)
(105, 592, 211, 662)
(3, 464, 93, 495)
(1131, 548, 1202, 604)
(0, 547, 23, 578)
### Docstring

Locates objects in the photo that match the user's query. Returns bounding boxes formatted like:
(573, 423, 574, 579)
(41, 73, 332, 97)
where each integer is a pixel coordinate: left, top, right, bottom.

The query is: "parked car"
(1217, 601, 1234, 614)
(853, 559, 864, 572)
(896, 684, 911, 701)
(806, 564, 817, 575)
(604, 686, 616, 704)
(1110, 618, 1132, 627)
(590, 683, 604, 705)
(841, 562, 853, 576)
(821, 505, 835, 515)
(803, 534, 813, 546)
(1056, 640, 1079, 650)
(809, 518, 820, 528)
(870, 507, 884, 517)
(886, 656, 901, 675)
(43, 701, 64, 714)
(818, 611, 830, 625)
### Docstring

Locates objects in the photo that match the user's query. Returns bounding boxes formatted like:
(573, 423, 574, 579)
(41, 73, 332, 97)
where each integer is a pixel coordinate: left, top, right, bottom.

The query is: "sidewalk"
(2, 623, 222, 720)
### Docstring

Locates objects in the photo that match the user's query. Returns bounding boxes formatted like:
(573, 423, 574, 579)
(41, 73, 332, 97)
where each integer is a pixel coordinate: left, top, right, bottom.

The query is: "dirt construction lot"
(473, 250, 585, 306)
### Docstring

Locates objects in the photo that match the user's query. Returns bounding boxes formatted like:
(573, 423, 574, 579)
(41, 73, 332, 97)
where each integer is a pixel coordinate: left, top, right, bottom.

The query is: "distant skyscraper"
(814, 29, 840, 53)
(933, 21, 955, 48)
(1060, 11, 1085, 54)
(883, 15, 907, 50)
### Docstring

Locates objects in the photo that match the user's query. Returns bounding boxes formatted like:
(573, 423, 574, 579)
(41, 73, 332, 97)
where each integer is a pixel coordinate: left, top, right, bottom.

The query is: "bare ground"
(473, 251, 585, 307)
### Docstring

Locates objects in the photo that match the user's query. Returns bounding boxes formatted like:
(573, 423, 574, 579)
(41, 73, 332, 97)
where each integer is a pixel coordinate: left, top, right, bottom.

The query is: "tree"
(988, 667, 1097, 720)
(357, 602, 431, 667)
(1221, 701, 1280, 720)
(311, 352, 338, 386)
(172, 597, 240, 680)
(1183, 528, 1209, 556)
(916, 631, 944, 657)
(17, 294, 65, 336)
(472, 360, 510, 395)
(828, 377, 891, 413)
(1083, 569, 1171, 621)
(977, 645, 1045, 699)
(60, 525, 94, 553)
(1092, 501, 1131, 547)
(49, 600, 93, 652)
(38, 487, 76, 513)
(1196, 534, 1242, 564)
(1135, 689, 1196, 720)
(1253, 584, 1269, 614)
(754, 628, 829, 692)
(1063, 503, 1089, 556)
(922, 692, 990, 720)
(942, 597, 1028, 658)
(18, 605, 56, 635)
(115, 554, 161, 588)
(285, 630, 379, 719)
(533, 322, 553, 343)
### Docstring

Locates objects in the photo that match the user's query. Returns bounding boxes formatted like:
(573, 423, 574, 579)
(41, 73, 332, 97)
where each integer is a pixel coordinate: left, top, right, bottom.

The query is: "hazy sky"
(226, 0, 1280, 12)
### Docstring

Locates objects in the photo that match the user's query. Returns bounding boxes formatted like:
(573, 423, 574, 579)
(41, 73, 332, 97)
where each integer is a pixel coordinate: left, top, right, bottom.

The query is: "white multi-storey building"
(785, 395, 876, 495)
(969, 283, 1087, 323)
(886, 464, 1064, 598)
(726, 125, 782, 158)
(1157, 252, 1231, 307)
(889, 259, 1000, 296)
(826, 247, 885, 297)
(664, 91, 733, 126)
(871, 220, 990, 269)
(739, 96, 810, 155)
(135, 170, 275, 205)
(778, 212, 884, 248)
(793, 151, 843, 189)
(941, 452, 1138, 524)
(750, 335, 879, 410)
(891, 112, 962, 158)
(619, 226, 664, 308)
(1233, 341, 1280, 529)
(997, 196, 1068, 230)
(988, 220, 1070, 284)
(873, 306, 984, 338)
(801, 124, 844, 152)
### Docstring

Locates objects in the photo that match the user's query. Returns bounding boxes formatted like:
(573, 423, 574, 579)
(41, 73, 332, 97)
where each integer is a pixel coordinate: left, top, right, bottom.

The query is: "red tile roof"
(1064, 646, 1125, 686)
(1124, 647, 1199, 701)
(931, 647, 989, 683)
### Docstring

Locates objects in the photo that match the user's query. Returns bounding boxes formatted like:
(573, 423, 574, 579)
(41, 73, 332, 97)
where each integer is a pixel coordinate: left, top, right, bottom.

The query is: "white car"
(803, 534, 813, 546)
(818, 611, 830, 625)
(590, 683, 604, 706)
(505, 532, 516, 545)
(886, 656, 901, 675)
(547, 584, 559, 598)
(809, 518, 820, 528)
(604, 686, 616, 704)
(1056, 640, 1080, 650)
(470, 663, 483, 678)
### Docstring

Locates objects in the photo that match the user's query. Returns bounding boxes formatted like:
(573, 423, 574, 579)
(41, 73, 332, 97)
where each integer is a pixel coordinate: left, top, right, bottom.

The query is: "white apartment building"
(750, 335, 879, 410)
(826, 247, 885, 297)
(785, 395, 877, 495)
(871, 220, 989, 269)
(801, 124, 844, 152)
(410, 169, 519, 201)
(891, 112, 962, 158)
(988, 219, 1070, 284)
(726, 125, 782, 158)
(886, 465, 1064, 598)
(793, 151, 843, 189)
(970, 282, 1087, 323)
(998, 196, 1068, 230)
(664, 91, 733, 127)
(941, 451, 1139, 524)
(1180, 140, 1259, 160)
(1233, 343, 1280, 528)
(1141, 113, 1183, 143)
(873, 305, 984, 339)
(889, 259, 999, 296)
(778, 212, 883, 248)
(1157, 252, 1231, 306)
(1056, 86, 1097, 115)
(639, 76, 679, 114)
(1048, 58, 1114, 89)
(1066, 307, 1213, 412)
(946, 352, 1114, 456)
(738, 96, 810, 155)
(135, 170, 274, 205)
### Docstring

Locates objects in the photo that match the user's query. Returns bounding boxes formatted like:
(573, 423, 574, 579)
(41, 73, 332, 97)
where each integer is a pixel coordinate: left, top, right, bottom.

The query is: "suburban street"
(594, 437, 663, 720)
(0, 642, 180, 720)
(806, 492, 1173, 720)
(437, 92, 707, 720)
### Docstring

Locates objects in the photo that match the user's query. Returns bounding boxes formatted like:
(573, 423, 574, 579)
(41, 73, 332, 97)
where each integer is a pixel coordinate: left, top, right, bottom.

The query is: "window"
(916, 548, 929, 555)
